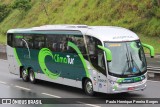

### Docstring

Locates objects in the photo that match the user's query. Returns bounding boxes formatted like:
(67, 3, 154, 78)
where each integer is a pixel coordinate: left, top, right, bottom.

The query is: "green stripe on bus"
(13, 48, 22, 66)
(67, 41, 90, 78)
(15, 35, 23, 39)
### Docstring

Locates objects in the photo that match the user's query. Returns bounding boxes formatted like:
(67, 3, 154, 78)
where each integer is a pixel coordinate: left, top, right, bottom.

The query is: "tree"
(0, 4, 11, 22)
(153, 0, 160, 6)
(40, 0, 51, 20)
(12, 0, 31, 11)
(157, 0, 160, 6)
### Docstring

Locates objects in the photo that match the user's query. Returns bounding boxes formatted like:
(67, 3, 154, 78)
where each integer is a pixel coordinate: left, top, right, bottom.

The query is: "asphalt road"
(146, 56, 160, 68)
(0, 59, 160, 107)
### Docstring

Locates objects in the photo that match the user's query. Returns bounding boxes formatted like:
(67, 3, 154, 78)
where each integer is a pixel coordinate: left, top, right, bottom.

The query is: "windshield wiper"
(121, 53, 131, 75)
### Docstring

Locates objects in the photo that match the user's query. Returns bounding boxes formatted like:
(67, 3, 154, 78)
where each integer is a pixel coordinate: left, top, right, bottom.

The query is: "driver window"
(86, 36, 106, 75)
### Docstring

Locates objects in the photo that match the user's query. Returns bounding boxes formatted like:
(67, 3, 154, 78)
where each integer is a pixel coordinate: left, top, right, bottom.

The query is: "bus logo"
(38, 48, 75, 79)
(53, 54, 74, 65)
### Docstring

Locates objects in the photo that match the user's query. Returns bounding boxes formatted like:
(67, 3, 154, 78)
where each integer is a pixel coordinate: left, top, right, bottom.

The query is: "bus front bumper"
(108, 79, 147, 93)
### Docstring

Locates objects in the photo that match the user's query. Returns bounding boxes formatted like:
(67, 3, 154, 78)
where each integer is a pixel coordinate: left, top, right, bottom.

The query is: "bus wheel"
(21, 68, 29, 82)
(84, 79, 94, 96)
(29, 69, 36, 84)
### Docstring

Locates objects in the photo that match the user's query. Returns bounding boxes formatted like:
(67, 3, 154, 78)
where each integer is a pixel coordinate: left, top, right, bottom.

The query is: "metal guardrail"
(147, 66, 160, 72)
(147, 66, 160, 79)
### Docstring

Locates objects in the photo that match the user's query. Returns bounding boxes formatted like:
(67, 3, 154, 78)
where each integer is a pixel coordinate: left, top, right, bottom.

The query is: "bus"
(7, 25, 154, 95)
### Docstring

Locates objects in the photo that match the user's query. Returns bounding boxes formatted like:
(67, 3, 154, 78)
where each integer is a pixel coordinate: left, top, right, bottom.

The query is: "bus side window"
(64, 36, 76, 53)
(74, 36, 87, 54)
(66, 35, 87, 54)
(33, 35, 45, 49)
(47, 35, 59, 52)
(46, 34, 86, 54)
(86, 36, 106, 75)
(7, 34, 13, 47)
(23, 35, 33, 49)
(57, 35, 66, 52)
(13, 34, 24, 48)
(59, 35, 68, 52)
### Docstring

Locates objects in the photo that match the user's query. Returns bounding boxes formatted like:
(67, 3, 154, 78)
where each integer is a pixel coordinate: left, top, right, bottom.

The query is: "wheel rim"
(30, 71, 34, 82)
(22, 69, 27, 80)
(86, 81, 93, 94)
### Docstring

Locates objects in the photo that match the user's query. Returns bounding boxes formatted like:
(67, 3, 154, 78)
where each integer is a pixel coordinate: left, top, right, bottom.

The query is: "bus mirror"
(142, 43, 155, 58)
(98, 45, 112, 62)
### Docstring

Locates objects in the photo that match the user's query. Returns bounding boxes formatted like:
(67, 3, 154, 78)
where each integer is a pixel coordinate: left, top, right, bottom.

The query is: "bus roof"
(7, 25, 139, 42)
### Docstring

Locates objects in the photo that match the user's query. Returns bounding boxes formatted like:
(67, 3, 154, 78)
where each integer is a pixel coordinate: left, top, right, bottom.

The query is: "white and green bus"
(7, 25, 154, 95)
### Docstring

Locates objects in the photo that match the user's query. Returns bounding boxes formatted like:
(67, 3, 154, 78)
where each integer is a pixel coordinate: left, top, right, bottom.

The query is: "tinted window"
(13, 34, 24, 48)
(68, 35, 86, 54)
(7, 33, 13, 47)
(23, 35, 33, 49)
(46, 34, 86, 54)
(47, 35, 65, 52)
(34, 35, 45, 49)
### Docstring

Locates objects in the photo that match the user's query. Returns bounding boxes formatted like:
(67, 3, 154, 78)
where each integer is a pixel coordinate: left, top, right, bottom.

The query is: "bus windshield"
(104, 40, 147, 77)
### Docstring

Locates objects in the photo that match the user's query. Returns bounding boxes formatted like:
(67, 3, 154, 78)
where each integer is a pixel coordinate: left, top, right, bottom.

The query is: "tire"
(84, 79, 94, 96)
(21, 68, 29, 82)
(29, 69, 36, 84)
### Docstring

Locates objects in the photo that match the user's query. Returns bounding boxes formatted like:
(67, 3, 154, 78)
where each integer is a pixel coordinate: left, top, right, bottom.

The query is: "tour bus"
(7, 25, 154, 95)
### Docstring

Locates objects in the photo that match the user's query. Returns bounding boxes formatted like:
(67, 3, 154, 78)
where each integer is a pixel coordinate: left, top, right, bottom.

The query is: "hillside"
(0, 0, 160, 53)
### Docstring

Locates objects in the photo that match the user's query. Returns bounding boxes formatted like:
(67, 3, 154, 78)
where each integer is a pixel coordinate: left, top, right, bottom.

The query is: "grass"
(0, 35, 6, 45)
(0, 0, 160, 53)
(139, 34, 160, 54)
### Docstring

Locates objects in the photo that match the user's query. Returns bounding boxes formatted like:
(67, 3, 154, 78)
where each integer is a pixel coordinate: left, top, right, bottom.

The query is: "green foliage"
(12, 0, 31, 11)
(152, 0, 160, 6)
(0, 0, 159, 52)
(0, 4, 11, 22)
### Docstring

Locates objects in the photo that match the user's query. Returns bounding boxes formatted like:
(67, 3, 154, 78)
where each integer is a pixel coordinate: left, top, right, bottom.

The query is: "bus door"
(97, 52, 107, 93)
(86, 35, 107, 93)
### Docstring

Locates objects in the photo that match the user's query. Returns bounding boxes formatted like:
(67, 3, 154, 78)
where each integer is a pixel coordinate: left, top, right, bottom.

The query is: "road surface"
(0, 59, 160, 107)
(146, 56, 160, 68)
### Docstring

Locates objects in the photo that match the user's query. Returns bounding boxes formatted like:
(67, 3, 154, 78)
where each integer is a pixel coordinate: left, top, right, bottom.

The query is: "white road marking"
(0, 81, 7, 84)
(41, 93, 61, 98)
(0, 59, 7, 62)
(15, 85, 31, 91)
(147, 80, 160, 83)
(77, 101, 101, 107)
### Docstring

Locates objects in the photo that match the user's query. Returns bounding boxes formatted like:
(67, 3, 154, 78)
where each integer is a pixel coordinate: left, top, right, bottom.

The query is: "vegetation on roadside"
(0, 0, 159, 53)
(0, 4, 11, 22)
(12, 0, 31, 11)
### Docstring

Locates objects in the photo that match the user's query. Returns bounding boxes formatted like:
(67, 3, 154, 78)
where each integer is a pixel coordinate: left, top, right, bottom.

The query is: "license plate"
(128, 87, 135, 90)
